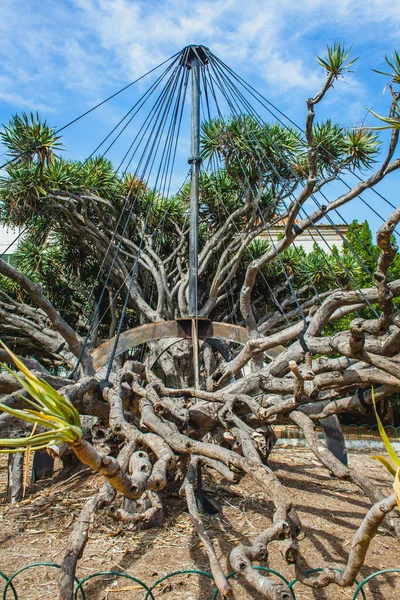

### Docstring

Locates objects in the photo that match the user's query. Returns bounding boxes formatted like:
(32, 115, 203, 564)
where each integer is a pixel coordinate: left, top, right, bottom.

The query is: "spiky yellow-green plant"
(371, 387, 400, 510)
(0, 343, 139, 498)
(0, 341, 82, 453)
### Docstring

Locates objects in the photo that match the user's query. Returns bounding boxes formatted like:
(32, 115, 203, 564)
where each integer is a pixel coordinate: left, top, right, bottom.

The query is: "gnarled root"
(57, 442, 135, 600)
(58, 482, 116, 600)
(295, 492, 397, 590)
(181, 457, 232, 597)
(290, 410, 400, 539)
(109, 490, 165, 529)
(230, 526, 292, 599)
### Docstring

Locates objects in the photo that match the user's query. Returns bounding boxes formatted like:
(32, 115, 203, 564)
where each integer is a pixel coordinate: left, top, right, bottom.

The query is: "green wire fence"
(0, 562, 398, 599)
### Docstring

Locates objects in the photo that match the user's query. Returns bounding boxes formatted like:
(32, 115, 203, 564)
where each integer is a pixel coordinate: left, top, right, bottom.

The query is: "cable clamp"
(300, 320, 310, 353)
(188, 155, 202, 164)
(357, 388, 368, 410)
(55, 342, 66, 354)
(293, 223, 303, 235)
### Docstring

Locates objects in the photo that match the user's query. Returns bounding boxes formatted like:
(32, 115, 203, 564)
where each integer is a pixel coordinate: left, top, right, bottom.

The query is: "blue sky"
(0, 0, 399, 235)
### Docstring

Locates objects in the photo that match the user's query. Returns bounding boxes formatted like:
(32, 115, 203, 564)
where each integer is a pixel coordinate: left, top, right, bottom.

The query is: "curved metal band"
(91, 319, 249, 370)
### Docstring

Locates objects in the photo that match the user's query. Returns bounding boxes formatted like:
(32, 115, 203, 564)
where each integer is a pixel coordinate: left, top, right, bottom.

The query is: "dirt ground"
(1, 448, 399, 600)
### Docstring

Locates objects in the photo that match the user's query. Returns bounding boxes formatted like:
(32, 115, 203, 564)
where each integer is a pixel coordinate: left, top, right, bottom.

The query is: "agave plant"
(0, 342, 82, 453)
(371, 387, 400, 510)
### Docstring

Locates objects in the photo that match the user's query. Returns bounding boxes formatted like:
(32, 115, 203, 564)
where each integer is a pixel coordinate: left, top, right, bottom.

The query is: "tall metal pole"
(188, 53, 201, 317)
(188, 49, 201, 389)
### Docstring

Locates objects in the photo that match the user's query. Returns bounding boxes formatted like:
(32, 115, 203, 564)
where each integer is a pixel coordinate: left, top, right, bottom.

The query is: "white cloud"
(69, 0, 400, 100)
(73, 0, 321, 91)
(1, 0, 400, 125)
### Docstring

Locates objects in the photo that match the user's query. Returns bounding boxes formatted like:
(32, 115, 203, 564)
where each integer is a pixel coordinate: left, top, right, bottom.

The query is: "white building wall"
(0, 224, 20, 256)
(260, 225, 347, 254)
(0, 222, 347, 261)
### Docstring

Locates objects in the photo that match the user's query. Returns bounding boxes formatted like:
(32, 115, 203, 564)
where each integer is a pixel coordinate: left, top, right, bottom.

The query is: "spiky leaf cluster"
(0, 342, 82, 453)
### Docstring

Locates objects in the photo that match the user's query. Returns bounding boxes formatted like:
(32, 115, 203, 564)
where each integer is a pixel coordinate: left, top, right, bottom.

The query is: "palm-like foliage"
(316, 43, 358, 79)
(0, 154, 122, 227)
(201, 116, 304, 190)
(79, 157, 120, 200)
(367, 51, 400, 129)
(0, 112, 63, 167)
(245, 238, 271, 261)
(0, 273, 19, 295)
(120, 174, 149, 204)
(342, 129, 381, 170)
(280, 246, 305, 277)
(12, 237, 49, 285)
(313, 120, 345, 166)
(312, 121, 380, 173)
(150, 195, 188, 227)
(330, 251, 363, 286)
(43, 156, 119, 201)
(0, 161, 47, 225)
(177, 170, 246, 231)
(367, 100, 400, 131)
(298, 248, 335, 289)
(372, 50, 400, 86)
(0, 111, 388, 354)
(199, 170, 243, 225)
(4, 225, 103, 331)
(201, 114, 380, 192)
(0, 342, 82, 453)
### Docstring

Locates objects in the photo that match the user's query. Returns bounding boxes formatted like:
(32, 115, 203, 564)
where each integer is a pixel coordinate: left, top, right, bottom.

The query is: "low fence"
(0, 563, 399, 599)
(273, 424, 400, 442)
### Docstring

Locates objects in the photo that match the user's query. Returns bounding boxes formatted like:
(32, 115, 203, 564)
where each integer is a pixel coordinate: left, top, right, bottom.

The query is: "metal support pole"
(192, 318, 200, 389)
(188, 50, 201, 389)
(188, 54, 201, 317)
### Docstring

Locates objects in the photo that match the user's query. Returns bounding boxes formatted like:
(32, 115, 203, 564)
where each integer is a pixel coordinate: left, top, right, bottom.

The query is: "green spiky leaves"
(341, 129, 381, 170)
(0, 112, 63, 165)
(372, 50, 400, 86)
(313, 121, 380, 171)
(0, 342, 82, 453)
(367, 51, 400, 130)
(200, 116, 304, 187)
(317, 43, 358, 79)
(366, 101, 400, 131)
(371, 387, 400, 510)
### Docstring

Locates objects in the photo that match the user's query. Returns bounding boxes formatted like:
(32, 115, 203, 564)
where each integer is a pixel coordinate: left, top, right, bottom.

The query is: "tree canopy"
(0, 106, 388, 362)
(1, 44, 400, 600)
